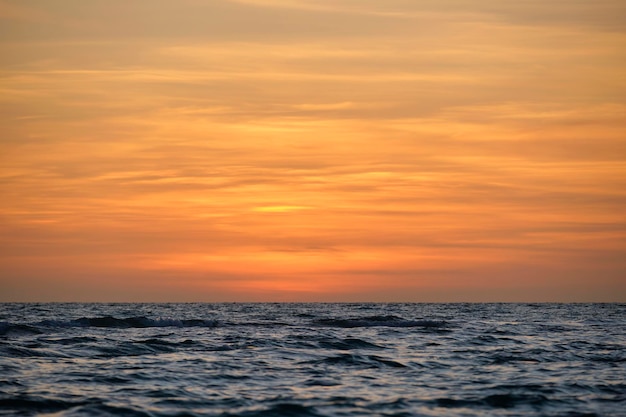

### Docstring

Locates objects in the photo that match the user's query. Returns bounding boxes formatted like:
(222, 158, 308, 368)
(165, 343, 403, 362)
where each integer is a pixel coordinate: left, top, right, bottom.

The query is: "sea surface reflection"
(1, 303, 624, 416)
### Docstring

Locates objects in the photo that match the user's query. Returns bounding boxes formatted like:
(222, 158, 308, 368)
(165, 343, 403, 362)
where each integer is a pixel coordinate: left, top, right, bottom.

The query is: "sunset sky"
(1, 0, 625, 302)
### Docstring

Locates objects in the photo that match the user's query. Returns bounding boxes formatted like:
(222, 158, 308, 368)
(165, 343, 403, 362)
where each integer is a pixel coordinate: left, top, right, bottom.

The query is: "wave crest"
(314, 315, 447, 328)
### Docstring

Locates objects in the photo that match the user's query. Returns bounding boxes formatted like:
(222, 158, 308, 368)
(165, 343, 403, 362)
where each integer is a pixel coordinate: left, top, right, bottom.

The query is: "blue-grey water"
(0, 303, 624, 416)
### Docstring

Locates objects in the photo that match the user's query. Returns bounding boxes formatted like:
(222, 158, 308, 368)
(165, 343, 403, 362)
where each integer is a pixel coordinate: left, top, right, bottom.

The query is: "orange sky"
(1, 0, 625, 302)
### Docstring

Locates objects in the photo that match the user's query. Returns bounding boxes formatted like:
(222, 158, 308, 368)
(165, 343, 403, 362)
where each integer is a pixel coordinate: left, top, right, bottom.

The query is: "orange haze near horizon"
(1, 0, 625, 302)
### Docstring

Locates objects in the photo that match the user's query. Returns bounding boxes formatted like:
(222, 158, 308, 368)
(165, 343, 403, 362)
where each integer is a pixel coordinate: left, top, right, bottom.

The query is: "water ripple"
(0, 303, 624, 417)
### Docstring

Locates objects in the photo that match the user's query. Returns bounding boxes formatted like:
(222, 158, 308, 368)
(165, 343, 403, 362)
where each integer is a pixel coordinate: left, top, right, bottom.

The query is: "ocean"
(0, 303, 624, 416)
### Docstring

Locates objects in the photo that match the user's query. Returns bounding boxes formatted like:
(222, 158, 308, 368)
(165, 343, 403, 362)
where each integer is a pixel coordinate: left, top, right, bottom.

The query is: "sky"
(1, 0, 625, 302)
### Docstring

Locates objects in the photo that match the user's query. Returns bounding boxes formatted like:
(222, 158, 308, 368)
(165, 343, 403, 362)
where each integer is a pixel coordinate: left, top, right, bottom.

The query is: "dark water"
(0, 303, 624, 416)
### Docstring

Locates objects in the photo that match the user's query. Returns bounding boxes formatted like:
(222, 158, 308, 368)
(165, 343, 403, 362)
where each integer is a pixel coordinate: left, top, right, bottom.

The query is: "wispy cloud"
(1, 0, 624, 301)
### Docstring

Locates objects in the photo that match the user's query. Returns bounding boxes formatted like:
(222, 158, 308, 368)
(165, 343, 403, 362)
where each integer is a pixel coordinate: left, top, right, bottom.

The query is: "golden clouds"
(1, 0, 625, 301)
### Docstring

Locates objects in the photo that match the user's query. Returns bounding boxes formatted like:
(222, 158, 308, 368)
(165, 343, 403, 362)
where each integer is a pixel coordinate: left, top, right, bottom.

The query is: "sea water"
(0, 303, 624, 416)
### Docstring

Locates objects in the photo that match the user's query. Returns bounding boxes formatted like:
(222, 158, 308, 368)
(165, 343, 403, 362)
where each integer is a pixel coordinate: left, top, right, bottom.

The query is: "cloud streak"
(1, 0, 625, 301)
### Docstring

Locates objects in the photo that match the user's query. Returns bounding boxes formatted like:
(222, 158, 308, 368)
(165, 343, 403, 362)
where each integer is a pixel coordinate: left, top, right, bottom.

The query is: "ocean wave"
(304, 353, 407, 368)
(1, 303, 623, 417)
(93, 338, 204, 357)
(317, 337, 385, 350)
(0, 395, 88, 414)
(225, 402, 323, 417)
(31, 316, 220, 330)
(0, 322, 42, 336)
(314, 315, 447, 328)
(1, 314, 449, 335)
(435, 392, 552, 409)
(0, 344, 70, 358)
(72, 316, 219, 328)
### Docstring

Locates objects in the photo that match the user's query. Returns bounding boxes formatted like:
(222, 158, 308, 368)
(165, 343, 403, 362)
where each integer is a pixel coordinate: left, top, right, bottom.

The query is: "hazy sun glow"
(1, 0, 625, 301)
